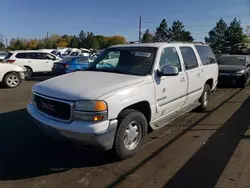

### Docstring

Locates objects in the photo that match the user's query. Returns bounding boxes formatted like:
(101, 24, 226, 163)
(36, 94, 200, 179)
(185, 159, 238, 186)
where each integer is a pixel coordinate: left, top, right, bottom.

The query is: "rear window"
(195, 45, 216, 65)
(4, 53, 13, 59)
(59, 57, 76, 63)
(16, 53, 29, 59)
(217, 56, 246, 66)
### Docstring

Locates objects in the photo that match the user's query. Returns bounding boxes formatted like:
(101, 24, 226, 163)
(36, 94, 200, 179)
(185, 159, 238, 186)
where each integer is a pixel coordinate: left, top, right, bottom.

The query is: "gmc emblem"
(41, 102, 55, 111)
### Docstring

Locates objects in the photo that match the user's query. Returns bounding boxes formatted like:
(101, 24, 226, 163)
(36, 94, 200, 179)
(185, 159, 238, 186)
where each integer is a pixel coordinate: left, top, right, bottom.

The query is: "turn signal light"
(93, 115, 104, 121)
(94, 101, 107, 111)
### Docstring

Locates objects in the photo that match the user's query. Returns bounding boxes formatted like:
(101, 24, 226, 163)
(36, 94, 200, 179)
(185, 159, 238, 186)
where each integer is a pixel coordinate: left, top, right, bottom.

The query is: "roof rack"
(164, 41, 206, 45)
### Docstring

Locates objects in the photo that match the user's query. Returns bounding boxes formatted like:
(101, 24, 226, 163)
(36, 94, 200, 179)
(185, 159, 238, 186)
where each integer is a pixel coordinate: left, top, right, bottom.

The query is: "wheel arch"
(118, 101, 152, 125)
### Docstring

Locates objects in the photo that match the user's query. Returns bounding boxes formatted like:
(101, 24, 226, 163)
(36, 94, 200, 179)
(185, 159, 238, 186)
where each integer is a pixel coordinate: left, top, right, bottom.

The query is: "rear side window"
(180, 47, 198, 70)
(195, 45, 216, 65)
(4, 53, 13, 59)
(16, 53, 29, 59)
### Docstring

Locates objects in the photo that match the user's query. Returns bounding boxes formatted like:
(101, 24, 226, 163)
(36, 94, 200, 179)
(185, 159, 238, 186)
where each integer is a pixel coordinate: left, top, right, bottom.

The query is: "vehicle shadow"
(25, 75, 55, 82)
(0, 109, 116, 180)
(164, 96, 250, 188)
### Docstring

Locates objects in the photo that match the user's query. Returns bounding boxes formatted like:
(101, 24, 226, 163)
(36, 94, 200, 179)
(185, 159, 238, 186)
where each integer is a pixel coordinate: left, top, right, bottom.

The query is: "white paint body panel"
(0, 63, 25, 81)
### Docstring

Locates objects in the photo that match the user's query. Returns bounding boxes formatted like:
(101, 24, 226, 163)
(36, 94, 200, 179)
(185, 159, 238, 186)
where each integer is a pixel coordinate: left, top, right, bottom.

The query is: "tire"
(241, 74, 248, 88)
(3, 72, 21, 88)
(114, 109, 148, 160)
(199, 84, 211, 111)
(24, 66, 33, 78)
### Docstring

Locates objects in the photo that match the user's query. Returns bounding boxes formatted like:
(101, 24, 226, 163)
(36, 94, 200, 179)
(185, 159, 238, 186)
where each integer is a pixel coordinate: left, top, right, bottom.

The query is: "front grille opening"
(34, 94, 71, 121)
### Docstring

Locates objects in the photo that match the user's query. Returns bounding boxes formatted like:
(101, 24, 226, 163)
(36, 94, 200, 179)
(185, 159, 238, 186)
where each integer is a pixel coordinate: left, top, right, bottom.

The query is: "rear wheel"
(199, 84, 211, 111)
(114, 109, 148, 160)
(4, 72, 21, 88)
(24, 66, 33, 78)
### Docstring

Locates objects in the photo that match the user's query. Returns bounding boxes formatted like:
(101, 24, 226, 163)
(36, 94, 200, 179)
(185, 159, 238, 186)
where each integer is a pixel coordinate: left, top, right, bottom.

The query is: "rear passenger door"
(180, 46, 203, 104)
(29, 53, 55, 72)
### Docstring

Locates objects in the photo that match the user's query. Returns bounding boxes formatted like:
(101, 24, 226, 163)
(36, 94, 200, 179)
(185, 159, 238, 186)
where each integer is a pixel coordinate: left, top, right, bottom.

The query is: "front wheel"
(3, 72, 21, 88)
(114, 109, 148, 160)
(199, 84, 211, 111)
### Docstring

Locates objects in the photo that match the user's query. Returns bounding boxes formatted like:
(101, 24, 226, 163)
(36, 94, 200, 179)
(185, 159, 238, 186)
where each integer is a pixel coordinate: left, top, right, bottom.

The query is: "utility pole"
(5, 37, 8, 48)
(46, 31, 49, 40)
(139, 16, 142, 43)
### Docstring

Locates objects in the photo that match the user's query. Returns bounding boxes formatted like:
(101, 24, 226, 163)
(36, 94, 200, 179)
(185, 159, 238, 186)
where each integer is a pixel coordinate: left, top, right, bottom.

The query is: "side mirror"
(157, 65, 179, 77)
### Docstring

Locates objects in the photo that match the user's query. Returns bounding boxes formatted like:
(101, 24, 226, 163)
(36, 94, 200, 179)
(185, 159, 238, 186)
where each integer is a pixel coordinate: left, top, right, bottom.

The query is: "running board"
(150, 102, 200, 130)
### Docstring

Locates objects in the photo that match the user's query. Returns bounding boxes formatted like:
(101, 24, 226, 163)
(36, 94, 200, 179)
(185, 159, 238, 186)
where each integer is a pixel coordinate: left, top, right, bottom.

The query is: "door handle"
(180, 77, 186, 82)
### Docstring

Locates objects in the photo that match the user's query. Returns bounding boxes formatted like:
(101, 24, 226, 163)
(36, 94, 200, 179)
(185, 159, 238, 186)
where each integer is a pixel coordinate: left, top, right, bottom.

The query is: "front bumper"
(27, 103, 118, 151)
(218, 74, 245, 85)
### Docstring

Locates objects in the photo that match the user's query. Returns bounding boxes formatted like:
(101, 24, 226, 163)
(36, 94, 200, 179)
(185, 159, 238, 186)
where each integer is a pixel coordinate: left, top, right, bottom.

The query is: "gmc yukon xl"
(27, 42, 218, 160)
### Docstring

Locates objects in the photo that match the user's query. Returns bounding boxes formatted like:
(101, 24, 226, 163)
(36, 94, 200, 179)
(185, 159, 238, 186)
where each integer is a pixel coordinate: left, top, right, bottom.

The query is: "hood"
(219, 65, 245, 73)
(33, 71, 144, 101)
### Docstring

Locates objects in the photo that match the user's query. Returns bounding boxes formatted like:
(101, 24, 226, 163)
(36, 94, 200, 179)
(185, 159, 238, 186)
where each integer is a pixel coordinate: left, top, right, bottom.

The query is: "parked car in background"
(218, 55, 250, 87)
(28, 42, 218, 160)
(52, 56, 94, 75)
(0, 51, 7, 61)
(3, 51, 61, 77)
(0, 63, 25, 88)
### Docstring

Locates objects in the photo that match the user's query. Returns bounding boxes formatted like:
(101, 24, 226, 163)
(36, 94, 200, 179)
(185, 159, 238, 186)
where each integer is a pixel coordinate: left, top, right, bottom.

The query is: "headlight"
(73, 100, 108, 121)
(74, 100, 107, 112)
(236, 70, 245, 74)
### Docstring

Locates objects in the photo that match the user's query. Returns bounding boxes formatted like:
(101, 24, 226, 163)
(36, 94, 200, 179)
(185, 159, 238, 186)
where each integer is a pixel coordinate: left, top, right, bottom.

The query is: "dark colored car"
(218, 55, 250, 87)
(52, 56, 94, 75)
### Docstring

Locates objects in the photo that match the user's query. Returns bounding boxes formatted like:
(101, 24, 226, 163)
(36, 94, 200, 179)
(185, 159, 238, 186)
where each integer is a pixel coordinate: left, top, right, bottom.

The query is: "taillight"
(63, 64, 68, 68)
(7, 60, 16, 63)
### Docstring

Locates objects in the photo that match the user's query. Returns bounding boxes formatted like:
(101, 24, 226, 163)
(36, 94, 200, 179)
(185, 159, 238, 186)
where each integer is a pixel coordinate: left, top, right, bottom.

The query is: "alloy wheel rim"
(123, 121, 142, 150)
(7, 75, 19, 87)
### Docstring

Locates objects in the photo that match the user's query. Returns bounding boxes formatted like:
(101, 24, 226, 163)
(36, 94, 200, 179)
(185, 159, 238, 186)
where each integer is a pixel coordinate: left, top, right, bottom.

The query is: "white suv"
(3, 51, 61, 77)
(27, 42, 218, 160)
(0, 63, 25, 88)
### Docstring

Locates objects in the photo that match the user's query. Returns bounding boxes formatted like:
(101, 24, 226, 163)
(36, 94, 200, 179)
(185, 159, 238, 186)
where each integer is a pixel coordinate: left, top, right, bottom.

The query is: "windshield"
(63, 49, 72, 55)
(218, 56, 246, 66)
(87, 47, 157, 76)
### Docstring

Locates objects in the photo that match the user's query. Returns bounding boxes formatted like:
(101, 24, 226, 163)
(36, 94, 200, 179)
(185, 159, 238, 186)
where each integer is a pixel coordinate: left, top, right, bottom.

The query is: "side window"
(195, 45, 216, 65)
(159, 47, 182, 71)
(29, 53, 43, 60)
(16, 53, 29, 59)
(77, 58, 89, 64)
(180, 47, 198, 70)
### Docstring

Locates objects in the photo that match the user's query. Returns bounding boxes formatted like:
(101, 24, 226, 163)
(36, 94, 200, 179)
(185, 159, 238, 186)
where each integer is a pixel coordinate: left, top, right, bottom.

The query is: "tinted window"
(180, 47, 198, 70)
(77, 57, 90, 64)
(29, 53, 44, 59)
(59, 57, 76, 63)
(16, 53, 29, 59)
(0, 52, 6, 56)
(4, 53, 13, 59)
(195, 45, 216, 65)
(159, 47, 181, 71)
(217, 56, 246, 66)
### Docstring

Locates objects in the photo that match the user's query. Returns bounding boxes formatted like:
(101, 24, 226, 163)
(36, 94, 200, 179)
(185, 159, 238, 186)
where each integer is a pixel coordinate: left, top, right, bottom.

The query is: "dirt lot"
(1, 78, 250, 188)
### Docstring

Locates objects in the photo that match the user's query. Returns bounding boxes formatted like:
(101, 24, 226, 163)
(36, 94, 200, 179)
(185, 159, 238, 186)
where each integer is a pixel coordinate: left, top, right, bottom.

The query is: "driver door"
(154, 47, 188, 119)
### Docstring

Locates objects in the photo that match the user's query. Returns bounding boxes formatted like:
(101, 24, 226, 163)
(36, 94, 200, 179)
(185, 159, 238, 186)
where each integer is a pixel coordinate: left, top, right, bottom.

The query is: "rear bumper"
(27, 103, 118, 151)
(52, 68, 65, 75)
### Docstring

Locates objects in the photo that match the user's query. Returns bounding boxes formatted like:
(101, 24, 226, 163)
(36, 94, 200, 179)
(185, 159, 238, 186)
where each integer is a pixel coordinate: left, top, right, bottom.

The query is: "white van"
(3, 51, 61, 77)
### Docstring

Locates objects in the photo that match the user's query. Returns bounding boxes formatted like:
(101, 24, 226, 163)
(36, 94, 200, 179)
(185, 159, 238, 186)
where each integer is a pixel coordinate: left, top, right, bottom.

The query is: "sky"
(0, 0, 250, 42)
